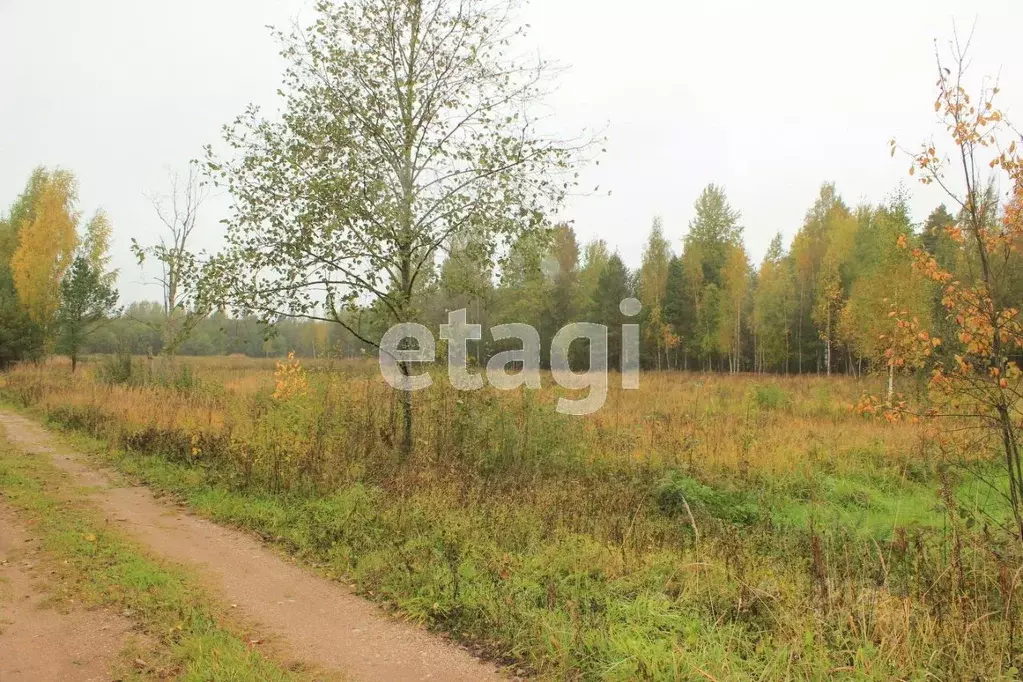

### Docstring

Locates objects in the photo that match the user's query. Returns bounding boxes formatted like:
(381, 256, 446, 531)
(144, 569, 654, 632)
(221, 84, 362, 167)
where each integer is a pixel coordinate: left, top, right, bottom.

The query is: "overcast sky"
(2, 0, 1021, 303)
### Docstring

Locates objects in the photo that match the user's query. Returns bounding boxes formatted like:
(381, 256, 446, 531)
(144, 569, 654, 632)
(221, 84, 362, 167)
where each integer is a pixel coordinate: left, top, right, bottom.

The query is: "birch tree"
(203, 0, 591, 456)
(638, 218, 671, 369)
(890, 37, 1023, 540)
(11, 170, 79, 345)
(134, 165, 209, 354)
(718, 242, 750, 373)
(752, 234, 794, 373)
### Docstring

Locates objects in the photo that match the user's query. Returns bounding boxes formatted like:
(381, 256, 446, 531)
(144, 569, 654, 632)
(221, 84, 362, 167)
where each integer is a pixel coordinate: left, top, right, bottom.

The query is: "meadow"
(2, 355, 1019, 680)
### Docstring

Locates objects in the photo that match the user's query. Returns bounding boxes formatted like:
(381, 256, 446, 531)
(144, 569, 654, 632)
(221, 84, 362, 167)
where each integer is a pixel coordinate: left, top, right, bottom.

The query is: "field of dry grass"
(19, 355, 924, 474)
(1, 355, 1019, 679)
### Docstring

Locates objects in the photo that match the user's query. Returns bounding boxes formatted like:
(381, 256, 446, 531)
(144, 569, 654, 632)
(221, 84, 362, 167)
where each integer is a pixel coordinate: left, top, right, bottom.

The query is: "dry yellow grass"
(13, 356, 924, 479)
(3, 355, 1016, 679)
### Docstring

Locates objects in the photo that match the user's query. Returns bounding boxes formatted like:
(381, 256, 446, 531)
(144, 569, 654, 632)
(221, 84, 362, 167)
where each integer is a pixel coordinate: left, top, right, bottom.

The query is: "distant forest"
(1, 170, 1017, 375)
(77, 182, 1019, 376)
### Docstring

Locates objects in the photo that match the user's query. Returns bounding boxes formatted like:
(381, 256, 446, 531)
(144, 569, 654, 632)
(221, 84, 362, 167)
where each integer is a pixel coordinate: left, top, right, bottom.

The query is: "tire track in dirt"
(0, 411, 506, 682)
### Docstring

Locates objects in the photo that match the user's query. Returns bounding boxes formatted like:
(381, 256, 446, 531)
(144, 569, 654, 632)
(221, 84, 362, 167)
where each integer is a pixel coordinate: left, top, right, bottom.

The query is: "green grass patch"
(654, 470, 762, 525)
(769, 464, 1012, 538)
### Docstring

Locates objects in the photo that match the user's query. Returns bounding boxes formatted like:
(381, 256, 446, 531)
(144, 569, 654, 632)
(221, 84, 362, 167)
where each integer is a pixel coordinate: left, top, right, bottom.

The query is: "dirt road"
(0, 411, 505, 682)
(0, 506, 132, 681)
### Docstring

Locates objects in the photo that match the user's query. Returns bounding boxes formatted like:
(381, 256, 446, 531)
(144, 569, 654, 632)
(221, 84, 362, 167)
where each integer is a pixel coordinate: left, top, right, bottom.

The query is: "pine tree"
(56, 255, 120, 372)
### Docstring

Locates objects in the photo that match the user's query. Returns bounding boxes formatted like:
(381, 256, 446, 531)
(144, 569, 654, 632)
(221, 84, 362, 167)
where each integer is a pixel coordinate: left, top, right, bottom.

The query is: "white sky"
(2, 0, 1021, 302)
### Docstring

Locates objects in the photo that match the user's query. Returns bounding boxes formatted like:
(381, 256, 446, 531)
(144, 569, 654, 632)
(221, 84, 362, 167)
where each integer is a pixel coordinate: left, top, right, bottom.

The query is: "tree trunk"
(996, 402, 1023, 541)
(797, 287, 804, 374)
(825, 309, 832, 377)
(736, 303, 741, 374)
(785, 332, 790, 375)
(886, 364, 894, 406)
(398, 360, 414, 459)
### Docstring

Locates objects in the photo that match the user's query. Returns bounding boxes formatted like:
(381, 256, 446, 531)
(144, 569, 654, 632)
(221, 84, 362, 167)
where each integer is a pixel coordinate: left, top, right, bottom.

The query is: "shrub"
(654, 471, 761, 525)
(97, 350, 135, 385)
(750, 383, 790, 410)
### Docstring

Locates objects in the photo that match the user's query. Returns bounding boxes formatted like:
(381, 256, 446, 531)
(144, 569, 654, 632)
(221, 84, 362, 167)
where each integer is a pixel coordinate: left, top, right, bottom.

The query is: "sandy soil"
(0, 411, 506, 682)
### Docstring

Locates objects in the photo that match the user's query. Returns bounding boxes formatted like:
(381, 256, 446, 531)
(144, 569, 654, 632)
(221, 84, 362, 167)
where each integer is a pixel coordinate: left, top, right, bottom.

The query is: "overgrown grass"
(0, 435, 318, 681)
(3, 358, 1023, 679)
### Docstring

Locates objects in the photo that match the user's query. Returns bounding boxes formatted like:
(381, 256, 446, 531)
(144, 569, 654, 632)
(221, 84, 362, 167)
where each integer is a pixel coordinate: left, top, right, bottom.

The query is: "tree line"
(350, 179, 1015, 385)
(1, 167, 1016, 384)
(1, 0, 1020, 397)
